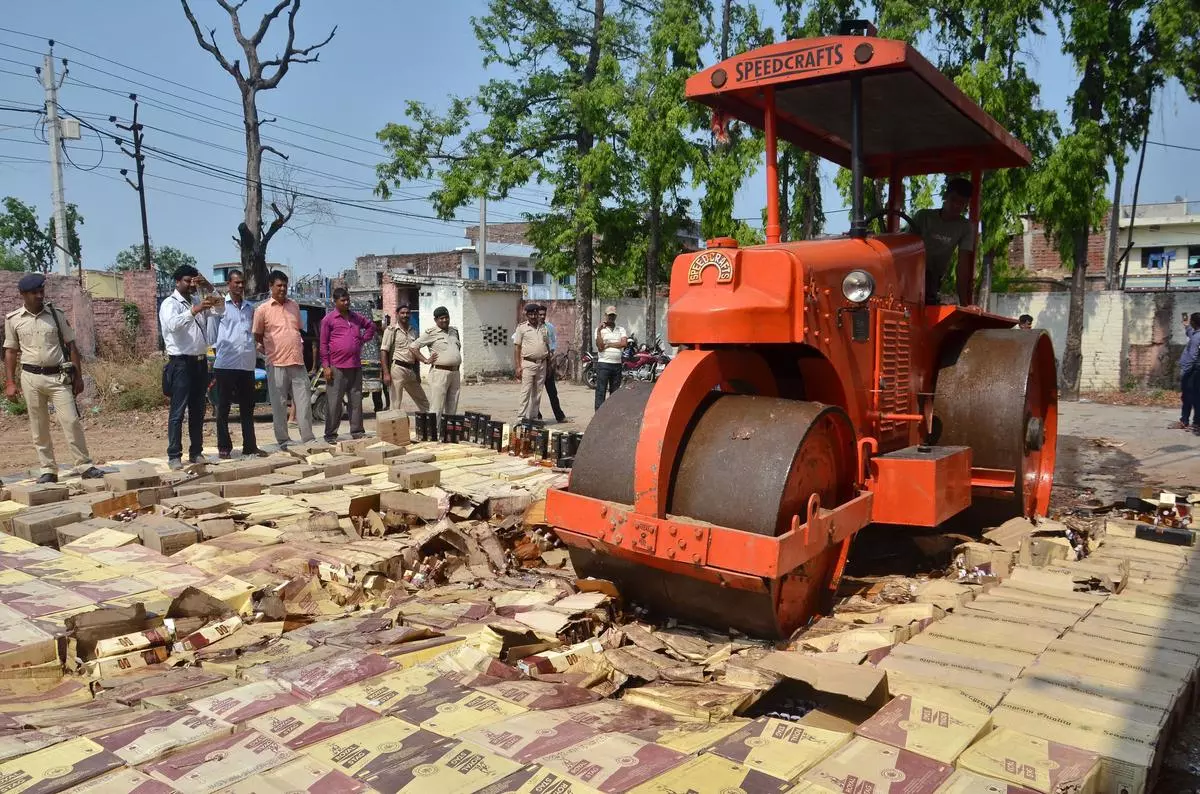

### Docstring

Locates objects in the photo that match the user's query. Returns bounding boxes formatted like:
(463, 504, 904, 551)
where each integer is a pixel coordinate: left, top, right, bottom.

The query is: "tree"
(0, 197, 84, 273)
(1030, 0, 1196, 399)
(626, 0, 711, 340)
(375, 0, 641, 354)
(180, 0, 336, 293)
(0, 246, 24, 273)
(112, 243, 199, 294)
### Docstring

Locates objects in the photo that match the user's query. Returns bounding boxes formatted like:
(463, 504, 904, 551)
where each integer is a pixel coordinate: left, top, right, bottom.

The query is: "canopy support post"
(764, 86, 781, 245)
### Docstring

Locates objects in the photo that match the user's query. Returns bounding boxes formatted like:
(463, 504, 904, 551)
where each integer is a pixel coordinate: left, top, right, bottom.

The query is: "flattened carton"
(708, 717, 852, 783)
(629, 754, 794, 794)
(219, 756, 368, 793)
(957, 727, 1101, 794)
(855, 694, 992, 764)
(478, 764, 602, 794)
(277, 649, 396, 700)
(60, 767, 177, 793)
(189, 679, 304, 724)
(333, 665, 445, 712)
(473, 678, 601, 710)
(105, 668, 226, 706)
(801, 737, 954, 794)
(933, 769, 1040, 794)
(0, 619, 58, 670)
(0, 678, 90, 713)
(460, 709, 603, 763)
(0, 736, 123, 793)
(141, 730, 297, 793)
(0, 729, 67, 763)
(89, 708, 234, 764)
(350, 734, 522, 793)
(388, 686, 527, 738)
(539, 732, 689, 793)
(59, 527, 139, 556)
(247, 693, 381, 750)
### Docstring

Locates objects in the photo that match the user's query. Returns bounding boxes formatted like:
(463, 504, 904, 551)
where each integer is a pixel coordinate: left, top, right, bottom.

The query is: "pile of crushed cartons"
(0, 419, 1197, 794)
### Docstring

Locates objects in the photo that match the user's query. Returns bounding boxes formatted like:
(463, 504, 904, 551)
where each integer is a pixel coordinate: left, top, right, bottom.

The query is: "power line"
(1148, 140, 1200, 154)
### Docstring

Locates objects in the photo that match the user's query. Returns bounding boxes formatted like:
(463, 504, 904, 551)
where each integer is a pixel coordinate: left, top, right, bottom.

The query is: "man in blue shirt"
(207, 270, 266, 458)
(1178, 312, 1200, 431)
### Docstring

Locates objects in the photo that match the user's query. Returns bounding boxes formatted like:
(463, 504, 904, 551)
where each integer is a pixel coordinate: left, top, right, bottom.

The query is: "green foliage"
(1030, 122, 1110, 264)
(121, 302, 141, 332)
(112, 244, 198, 294)
(0, 198, 83, 272)
(2, 396, 26, 416)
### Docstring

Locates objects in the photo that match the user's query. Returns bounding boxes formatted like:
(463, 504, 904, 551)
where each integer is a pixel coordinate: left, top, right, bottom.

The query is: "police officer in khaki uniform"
(3, 274, 104, 483)
(410, 305, 462, 417)
(380, 303, 429, 413)
(513, 303, 550, 421)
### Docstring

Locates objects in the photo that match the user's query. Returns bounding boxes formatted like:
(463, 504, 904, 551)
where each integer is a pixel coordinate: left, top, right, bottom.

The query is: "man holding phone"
(159, 265, 224, 469)
(1178, 312, 1200, 431)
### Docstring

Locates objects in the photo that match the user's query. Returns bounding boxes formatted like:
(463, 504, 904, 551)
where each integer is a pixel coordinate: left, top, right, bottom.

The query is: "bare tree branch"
(260, 0, 337, 88)
(262, 144, 289, 160)
(257, 116, 278, 128)
(180, 0, 241, 80)
(250, 0, 292, 45)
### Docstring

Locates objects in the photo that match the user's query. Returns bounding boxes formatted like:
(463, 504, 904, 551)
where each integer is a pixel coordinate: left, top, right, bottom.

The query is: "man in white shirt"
(594, 305, 627, 410)
(159, 264, 223, 469)
(206, 270, 266, 459)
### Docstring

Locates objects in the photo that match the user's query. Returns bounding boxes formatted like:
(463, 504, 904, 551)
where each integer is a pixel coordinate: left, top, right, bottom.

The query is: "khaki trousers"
(389, 363, 430, 412)
(20, 370, 92, 475)
(427, 367, 460, 417)
(518, 359, 546, 420)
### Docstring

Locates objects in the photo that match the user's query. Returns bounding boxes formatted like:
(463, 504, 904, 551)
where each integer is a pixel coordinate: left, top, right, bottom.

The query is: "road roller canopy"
(685, 28, 1032, 179)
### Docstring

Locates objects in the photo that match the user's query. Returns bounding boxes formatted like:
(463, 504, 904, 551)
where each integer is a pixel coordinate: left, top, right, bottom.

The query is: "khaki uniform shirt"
(411, 325, 462, 368)
(513, 321, 550, 362)
(3, 305, 74, 368)
(382, 324, 419, 364)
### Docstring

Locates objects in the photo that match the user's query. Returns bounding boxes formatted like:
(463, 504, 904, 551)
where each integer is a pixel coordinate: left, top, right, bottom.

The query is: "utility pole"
(41, 46, 71, 276)
(113, 95, 151, 270)
(478, 195, 488, 280)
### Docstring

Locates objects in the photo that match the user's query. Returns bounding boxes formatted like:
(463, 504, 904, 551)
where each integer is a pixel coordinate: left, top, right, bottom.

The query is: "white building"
(1119, 200, 1200, 290)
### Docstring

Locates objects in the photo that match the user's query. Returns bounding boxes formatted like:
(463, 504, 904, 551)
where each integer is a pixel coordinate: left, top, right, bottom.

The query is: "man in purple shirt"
(319, 287, 375, 442)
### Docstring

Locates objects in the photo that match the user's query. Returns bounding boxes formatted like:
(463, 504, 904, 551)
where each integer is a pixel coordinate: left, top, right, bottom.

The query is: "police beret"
(524, 303, 542, 313)
(433, 306, 449, 318)
(17, 273, 45, 293)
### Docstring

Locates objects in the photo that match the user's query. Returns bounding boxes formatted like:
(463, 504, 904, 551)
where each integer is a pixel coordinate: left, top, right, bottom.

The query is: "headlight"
(842, 270, 875, 303)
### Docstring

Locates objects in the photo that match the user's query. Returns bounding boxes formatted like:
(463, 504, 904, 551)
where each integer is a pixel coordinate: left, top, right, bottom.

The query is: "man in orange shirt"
(252, 271, 315, 448)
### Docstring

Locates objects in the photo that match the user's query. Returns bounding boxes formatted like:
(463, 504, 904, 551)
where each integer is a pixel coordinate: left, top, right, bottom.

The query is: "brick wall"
(90, 271, 159, 359)
(1009, 219, 1109, 290)
(0, 272, 96, 357)
(357, 252, 462, 277)
(467, 223, 530, 246)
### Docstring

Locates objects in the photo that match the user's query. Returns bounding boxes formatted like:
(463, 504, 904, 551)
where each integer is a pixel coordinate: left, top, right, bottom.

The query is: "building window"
(532, 270, 546, 286)
(515, 270, 529, 284)
(496, 270, 510, 283)
(1188, 246, 1200, 271)
(1142, 247, 1170, 270)
(468, 267, 480, 280)
(485, 268, 492, 281)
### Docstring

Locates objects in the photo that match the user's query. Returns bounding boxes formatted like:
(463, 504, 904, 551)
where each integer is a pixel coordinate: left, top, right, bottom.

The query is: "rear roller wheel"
(569, 388, 857, 638)
(933, 329, 1058, 520)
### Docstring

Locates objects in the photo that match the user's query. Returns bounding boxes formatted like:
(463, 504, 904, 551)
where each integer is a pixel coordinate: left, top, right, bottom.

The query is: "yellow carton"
(957, 727, 1100, 794)
(631, 753, 794, 793)
(855, 694, 992, 764)
(802, 737, 953, 793)
(0, 737, 122, 792)
(708, 717, 851, 782)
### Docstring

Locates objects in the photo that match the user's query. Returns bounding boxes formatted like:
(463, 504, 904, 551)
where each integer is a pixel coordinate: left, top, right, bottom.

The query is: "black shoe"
(243, 449, 269, 458)
(351, 432, 366, 440)
(218, 452, 232, 460)
(188, 454, 207, 465)
(36, 472, 58, 484)
(324, 436, 338, 444)
(79, 467, 105, 480)
(555, 416, 568, 424)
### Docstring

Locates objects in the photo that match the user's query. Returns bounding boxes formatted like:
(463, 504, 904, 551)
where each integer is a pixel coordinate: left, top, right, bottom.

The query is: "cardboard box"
(460, 709, 602, 763)
(379, 489, 442, 520)
(473, 678, 600, 710)
(198, 575, 256, 615)
(210, 460, 276, 483)
(708, 717, 852, 782)
(630, 754, 793, 794)
(376, 412, 411, 445)
(132, 514, 201, 556)
(5, 583, 95, 619)
(248, 693, 381, 749)
(161, 491, 231, 515)
(305, 720, 521, 793)
(86, 544, 176, 571)
(363, 443, 406, 466)
(1006, 675, 1168, 730)
(0, 736, 123, 791)
(134, 563, 212, 597)
(218, 757, 367, 794)
(92, 625, 172, 659)
(538, 732, 688, 793)
(175, 615, 243, 652)
(9, 481, 69, 506)
(104, 667, 227, 706)
(82, 646, 170, 679)
(0, 729, 68, 764)
(557, 699, 679, 733)
(104, 464, 162, 492)
(142, 730, 297, 793)
(333, 665, 446, 711)
(388, 462, 441, 489)
(854, 694, 991, 764)
(140, 678, 242, 711)
(0, 620, 58, 670)
(802, 737, 953, 793)
(490, 764, 603, 794)
(934, 769, 1039, 794)
(70, 576, 158, 604)
(55, 517, 123, 548)
(10, 503, 85, 546)
(316, 455, 366, 478)
(957, 727, 1100, 794)
(629, 717, 751, 755)
(190, 678, 304, 724)
(276, 649, 396, 700)
(90, 708, 234, 765)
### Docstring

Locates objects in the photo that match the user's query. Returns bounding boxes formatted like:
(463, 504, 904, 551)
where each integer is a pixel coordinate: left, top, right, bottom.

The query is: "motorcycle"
(581, 335, 673, 388)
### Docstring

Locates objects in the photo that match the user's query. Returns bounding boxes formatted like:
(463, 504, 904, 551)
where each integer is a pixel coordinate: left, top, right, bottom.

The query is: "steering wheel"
(863, 208, 915, 231)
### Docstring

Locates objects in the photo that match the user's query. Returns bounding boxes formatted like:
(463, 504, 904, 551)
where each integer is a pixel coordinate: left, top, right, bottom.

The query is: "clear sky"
(1, 1, 1196, 279)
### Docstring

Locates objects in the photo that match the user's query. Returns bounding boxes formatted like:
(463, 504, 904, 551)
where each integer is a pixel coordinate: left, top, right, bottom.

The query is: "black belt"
(522, 356, 546, 363)
(169, 354, 206, 361)
(393, 359, 417, 369)
(21, 364, 60, 375)
(433, 364, 460, 371)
